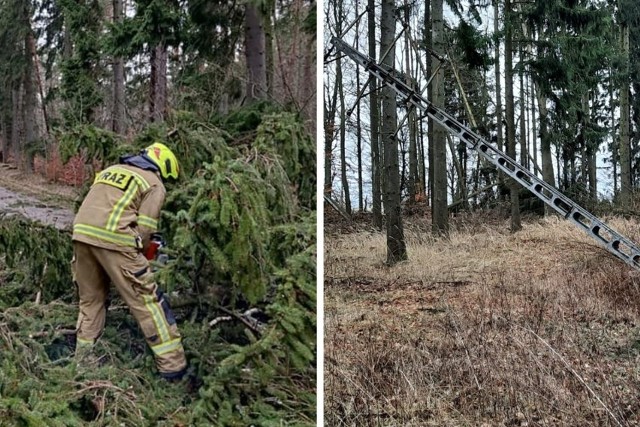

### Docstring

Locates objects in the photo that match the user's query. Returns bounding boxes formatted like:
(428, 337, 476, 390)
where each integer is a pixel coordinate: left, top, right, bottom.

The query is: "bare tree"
(369, 0, 383, 228)
(404, 1, 419, 205)
(619, 18, 631, 206)
(355, 1, 363, 212)
(504, 0, 521, 231)
(380, 0, 407, 264)
(494, 0, 503, 155)
(337, 31, 352, 214)
(431, 0, 448, 235)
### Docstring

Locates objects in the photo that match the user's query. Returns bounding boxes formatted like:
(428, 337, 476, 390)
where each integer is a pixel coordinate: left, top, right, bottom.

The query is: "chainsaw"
(144, 233, 169, 267)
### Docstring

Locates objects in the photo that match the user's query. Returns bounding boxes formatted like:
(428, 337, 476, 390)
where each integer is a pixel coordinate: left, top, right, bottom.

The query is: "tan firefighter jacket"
(72, 164, 165, 252)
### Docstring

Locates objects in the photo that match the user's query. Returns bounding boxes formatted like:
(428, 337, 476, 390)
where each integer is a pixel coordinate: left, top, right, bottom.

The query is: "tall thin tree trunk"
(426, 0, 433, 209)
(530, 68, 537, 176)
(26, 26, 48, 137)
(150, 43, 168, 122)
(611, 67, 618, 194)
(355, 1, 363, 211)
(493, 0, 505, 202)
(536, 85, 554, 216)
(581, 92, 597, 200)
(381, 0, 407, 264)
(245, 4, 267, 103)
(619, 22, 631, 206)
(22, 0, 37, 172)
(23, 38, 37, 171)
(11, 82, 22, 164)
(519, 46, 527, 170)
(301, 33, 315, 126)
(419, 112, 426, 203)
(448, 135, 465, 207)
(337, 54, 351, 214)
(1, 114, 9, 163)
(405, 0, 418, 205)
(432, 0, 448, 235)
(324, 82, 338, 197)
(505, 0, 521, 231)
(369, 0, 382, 228)
(112, 0, 126, 133)
(264, 2, 275, 98)
(494, 0, 503, 154)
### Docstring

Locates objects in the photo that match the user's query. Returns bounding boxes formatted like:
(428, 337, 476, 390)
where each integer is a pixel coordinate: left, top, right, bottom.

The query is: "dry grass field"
(325, 211, 640, 426)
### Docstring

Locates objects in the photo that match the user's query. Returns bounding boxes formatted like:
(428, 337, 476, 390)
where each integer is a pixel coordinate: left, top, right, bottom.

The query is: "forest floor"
(0, 164, 76, 228)
(324, 207, 640, 426)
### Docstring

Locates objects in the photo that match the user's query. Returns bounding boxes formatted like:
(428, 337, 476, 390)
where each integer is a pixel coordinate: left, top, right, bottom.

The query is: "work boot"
(160, 367, 188, 382)
(161, 366, 203, 395)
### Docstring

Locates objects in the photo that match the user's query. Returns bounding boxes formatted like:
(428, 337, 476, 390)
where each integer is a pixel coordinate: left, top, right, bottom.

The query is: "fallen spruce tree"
(0, 103, 316, 426)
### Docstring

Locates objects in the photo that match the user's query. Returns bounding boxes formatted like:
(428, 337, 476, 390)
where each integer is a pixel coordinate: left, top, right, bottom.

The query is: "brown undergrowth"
(325, 213, 640, 426)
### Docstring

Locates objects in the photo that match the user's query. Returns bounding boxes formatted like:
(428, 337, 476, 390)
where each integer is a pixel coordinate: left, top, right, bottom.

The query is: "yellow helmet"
(143, 142, 179, 181)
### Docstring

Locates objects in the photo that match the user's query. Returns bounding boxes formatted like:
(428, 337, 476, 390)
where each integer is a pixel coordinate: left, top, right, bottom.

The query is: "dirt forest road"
(0, 165, 76, 229)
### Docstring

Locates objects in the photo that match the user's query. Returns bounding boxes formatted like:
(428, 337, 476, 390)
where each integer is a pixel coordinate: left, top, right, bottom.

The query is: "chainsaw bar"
(331, 36, 640, 271)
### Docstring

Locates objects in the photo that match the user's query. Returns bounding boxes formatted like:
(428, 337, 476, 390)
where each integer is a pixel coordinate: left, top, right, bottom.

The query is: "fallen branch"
(212, 306, 263, 335)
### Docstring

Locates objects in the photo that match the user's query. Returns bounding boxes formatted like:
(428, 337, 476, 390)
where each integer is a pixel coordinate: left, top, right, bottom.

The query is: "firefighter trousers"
(72, 241, 187, 376)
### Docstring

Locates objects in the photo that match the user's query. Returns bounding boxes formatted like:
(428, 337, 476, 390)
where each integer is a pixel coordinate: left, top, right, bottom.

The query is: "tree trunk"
(380, 0, 407, 264)
(25, 20, 48, 138)
(1, 113, 9, 163)
(11, 82, 22, 164)
(611, 67, 618, 194)
(337, 53, 351, 215)
(149, 42, 168, 122)
(22, 0, 37, 172)
(355, 1, 363, 212)
(448, 135, 466, 208)
(245, 4, 267, 103)
(505, 0, 521, 231)
(405, 0, 418, 205)
(431, 0, 448, 235)
(535, 85, 554, 214)
(530, 68, 538, 176)
(264, 2, 275, 98)
(419, 112, 427, 203)
(426, 0, 433, 210)
(324, 74, 338, 198)
(23, 35, 37, 172)
(494, 0, 503, 155)
(620, 22, 631, 206)
(519, 46, 527, 170)
(112, 0, 126, 134)
(581, 93, 597, 200)
(369, 0, 382, 229)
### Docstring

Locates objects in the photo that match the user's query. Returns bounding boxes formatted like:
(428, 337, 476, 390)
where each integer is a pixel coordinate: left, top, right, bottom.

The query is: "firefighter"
(71, 142, 187, 380)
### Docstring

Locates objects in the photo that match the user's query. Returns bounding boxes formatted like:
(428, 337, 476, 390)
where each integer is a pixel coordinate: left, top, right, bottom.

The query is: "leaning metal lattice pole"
(331, 36, 640, 271)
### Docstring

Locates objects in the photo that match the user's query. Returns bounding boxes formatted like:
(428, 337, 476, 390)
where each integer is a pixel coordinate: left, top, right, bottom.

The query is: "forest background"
(324, 0, 640, 256)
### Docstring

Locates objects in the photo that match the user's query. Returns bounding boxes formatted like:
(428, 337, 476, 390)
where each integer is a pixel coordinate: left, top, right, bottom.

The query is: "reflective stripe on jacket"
(72, 164, 165, 252)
